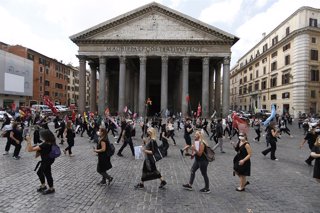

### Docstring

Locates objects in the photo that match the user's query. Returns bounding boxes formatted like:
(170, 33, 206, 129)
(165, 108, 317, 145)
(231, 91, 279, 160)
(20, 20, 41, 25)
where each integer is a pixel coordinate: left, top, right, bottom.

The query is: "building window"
(262, 58, 267, 63)
(311, 50, 318, 61)
(244, 76, 247, 83)
(39, 76, 42, 84)
(256, 70, 259, 78)
(243, 86, 247, 94)
(39, 67, 43, 72)
(309, 18, 318, 27)
(255, 62, 259, 67)
(263, 66, 266, 75)
(271, 94, 277, 100)
(270, 76, 277, 88)
(271, 61, 277, 71)
(263, 96, 266, 102)
(285, 55, 290, 65)
(261, 79, 267, 90)
(40, 86, 42, 91)
(311, 69, 319, 81)
(250, 74, 252, 81)
(254, 82, 259, 90)
(312, 37, 316, 43)
(283, 43, 291, 51)
(45, 80, 50, 86)
(263, 44, 268, 52)
(239, 87, 242, 95)
(240, 79, 242, 84)
(311, 90, 316, 98)
(248, 84, 252, 93)
(282, 72, 291, 85)
(272, 36, 278, 46)
(27, 53, 34, 61)
(271, 51, 277, 58)
(282, 92, 290, 99)
(286, 27, 290, 36)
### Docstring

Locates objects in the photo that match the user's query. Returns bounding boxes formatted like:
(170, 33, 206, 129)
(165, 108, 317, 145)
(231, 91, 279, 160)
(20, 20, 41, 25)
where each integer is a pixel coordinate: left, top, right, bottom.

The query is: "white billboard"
(0, 49, 33, 96)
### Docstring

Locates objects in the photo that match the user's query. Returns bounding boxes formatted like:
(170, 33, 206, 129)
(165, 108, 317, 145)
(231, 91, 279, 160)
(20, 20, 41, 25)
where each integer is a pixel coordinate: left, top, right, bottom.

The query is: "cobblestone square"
(0, 121, 319, 213)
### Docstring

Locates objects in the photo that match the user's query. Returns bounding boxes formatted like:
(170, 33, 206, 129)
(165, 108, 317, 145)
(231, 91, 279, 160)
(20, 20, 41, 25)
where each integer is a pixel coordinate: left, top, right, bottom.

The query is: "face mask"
(239, 136, 245, 140)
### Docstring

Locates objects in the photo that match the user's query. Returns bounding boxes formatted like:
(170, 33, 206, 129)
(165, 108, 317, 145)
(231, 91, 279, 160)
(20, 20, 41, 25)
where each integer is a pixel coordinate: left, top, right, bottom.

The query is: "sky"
(0, 0, 319, 68)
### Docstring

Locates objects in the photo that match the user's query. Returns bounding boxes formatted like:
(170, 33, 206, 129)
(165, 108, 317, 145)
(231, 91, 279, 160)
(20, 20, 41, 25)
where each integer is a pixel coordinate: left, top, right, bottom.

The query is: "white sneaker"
(3, 151, 9, 155)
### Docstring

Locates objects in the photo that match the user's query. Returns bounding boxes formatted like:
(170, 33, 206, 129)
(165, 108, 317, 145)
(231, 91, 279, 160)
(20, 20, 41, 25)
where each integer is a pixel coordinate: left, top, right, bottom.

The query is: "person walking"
(311, 137, 320, 183)
(10, 122, 23, 160)
(26, 129, 57, 195)
(253, 119, 261, 142)
(117, 120, 135, 157)
(160, 125, 170, 157)
(63, 121, 75, 157)
(94, 127, 113, 185)
(115, 117, 126, 144)
(134, 127, 166, 189)
(232, 133, 252, 192)
(261, 122, 279, 160)
(180, 118, 193, 156)
(182, 130, 210, 193)
(300, 125, 318, 166)
(57, 119, 65, 144)
(216, 118, 225, 153)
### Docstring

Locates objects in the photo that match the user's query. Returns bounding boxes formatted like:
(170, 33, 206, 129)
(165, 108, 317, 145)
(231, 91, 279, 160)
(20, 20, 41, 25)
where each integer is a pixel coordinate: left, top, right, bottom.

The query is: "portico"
(70, 2, 238, 118)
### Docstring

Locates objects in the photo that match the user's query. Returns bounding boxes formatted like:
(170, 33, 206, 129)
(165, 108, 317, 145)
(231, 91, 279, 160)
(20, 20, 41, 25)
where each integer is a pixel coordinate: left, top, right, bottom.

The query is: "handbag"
(203, 145, 215, 162)
(151, 140, 163, 162)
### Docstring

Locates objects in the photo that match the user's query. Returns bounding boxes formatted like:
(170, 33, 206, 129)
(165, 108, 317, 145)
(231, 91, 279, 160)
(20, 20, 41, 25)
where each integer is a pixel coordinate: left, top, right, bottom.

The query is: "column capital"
(223, 56, 231, 65)
(76, 55, 87, 63)
(99, 56, 107, 64)
(139, 56, 147, 65)
(182, 57, 189, 65)
(88, 61, 98, 70)
(202, 57, 210, 65)
(119, 56, 126, 64)
(161, 56, 168, 63)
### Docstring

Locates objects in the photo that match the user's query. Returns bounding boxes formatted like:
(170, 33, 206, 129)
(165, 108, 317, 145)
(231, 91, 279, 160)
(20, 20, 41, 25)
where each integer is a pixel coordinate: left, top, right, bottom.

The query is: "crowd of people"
(1, 109, 320, 196)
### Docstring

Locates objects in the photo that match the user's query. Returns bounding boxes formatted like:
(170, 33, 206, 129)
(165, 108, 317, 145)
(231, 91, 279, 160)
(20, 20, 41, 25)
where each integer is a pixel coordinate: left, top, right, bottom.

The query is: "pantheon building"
(70, 2, 238, 117)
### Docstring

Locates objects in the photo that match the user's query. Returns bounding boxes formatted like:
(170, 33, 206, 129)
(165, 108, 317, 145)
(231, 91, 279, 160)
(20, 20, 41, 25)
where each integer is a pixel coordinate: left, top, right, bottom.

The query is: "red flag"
(231, 112, 249, 134)
(11, 103, 16, 111)
(105, 108, 110, 116)
(186, 95, 190, 102)
(43, 96, 58, 114)
(197, 103, 201, 117)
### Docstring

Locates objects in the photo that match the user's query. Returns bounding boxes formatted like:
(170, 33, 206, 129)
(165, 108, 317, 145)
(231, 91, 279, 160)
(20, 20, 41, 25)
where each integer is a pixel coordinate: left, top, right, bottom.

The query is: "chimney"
(262, 32, 266, 38)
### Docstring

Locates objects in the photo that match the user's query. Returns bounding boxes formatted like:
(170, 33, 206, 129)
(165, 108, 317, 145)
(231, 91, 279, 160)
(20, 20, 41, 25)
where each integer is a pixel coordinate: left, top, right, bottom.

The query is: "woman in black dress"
(233, 132, 252, 191)
(135, 127, 166, 189)
(63, 121, 75, 157)
(94, 127, 113, 185)
(311, 137, 320, 183)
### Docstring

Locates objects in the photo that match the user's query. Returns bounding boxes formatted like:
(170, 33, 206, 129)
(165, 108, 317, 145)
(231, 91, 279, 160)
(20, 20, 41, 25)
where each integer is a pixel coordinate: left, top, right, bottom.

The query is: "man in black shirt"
(300, 125, 318, 166)
(117, 120, 135, 157)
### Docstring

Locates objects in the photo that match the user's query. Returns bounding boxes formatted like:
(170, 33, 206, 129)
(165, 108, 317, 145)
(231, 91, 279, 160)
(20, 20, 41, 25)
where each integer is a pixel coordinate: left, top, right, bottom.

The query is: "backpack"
(106, 141, 115, 157)
(49, 145, 61, 159)
(203, 143, 215, 162)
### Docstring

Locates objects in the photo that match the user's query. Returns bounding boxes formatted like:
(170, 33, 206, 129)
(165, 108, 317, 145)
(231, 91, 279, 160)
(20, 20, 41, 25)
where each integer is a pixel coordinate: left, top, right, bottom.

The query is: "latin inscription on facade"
(104, 46, 202, 53)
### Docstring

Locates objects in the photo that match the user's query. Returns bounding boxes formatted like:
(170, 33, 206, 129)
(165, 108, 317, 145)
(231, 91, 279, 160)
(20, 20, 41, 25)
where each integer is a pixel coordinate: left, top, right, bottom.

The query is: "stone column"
(139, 56, 147, 116)
(89, 62, 97, 113)
(134, 71, 139, 113)
(222, 57, 231, 117)
(202, 57, 210, 118)
(118, 56, 126, 114)
(161, 56, 168, 117)
(209, 62, 215, 116)
(181, 57, 189, 117)
(77, 55, 86, 114)
(105, 68, 109, 109)
(98, 57, 106, 116)
(215, 63, 221, 117)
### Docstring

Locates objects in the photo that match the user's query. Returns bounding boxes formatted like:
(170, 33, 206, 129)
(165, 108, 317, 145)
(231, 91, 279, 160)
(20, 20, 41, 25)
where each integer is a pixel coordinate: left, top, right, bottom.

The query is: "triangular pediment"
(89, 12, 222, 41)
(70, 2, 238, 44)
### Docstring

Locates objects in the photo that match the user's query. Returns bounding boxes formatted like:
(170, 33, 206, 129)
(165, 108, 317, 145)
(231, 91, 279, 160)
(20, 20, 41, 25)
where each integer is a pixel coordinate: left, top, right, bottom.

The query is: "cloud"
(199, 0, 244, 26)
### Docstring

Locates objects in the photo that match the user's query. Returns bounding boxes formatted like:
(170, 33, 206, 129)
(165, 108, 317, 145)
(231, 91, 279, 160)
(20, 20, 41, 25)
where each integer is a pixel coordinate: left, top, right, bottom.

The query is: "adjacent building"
(0, 42, 80, 108)
(230, 6, 320, 118)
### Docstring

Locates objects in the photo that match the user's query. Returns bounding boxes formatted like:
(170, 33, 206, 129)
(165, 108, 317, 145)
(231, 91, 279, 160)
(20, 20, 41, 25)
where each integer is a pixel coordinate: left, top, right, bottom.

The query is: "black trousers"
(255, 129, 261, 141)
(5, 138, 11, 152)
(118, 138, 134, 156)
(37, 160, 54, 188)
(189, 160, 209, 189)
(12, 141, 22, 157)
(262, 140, 277, 159)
